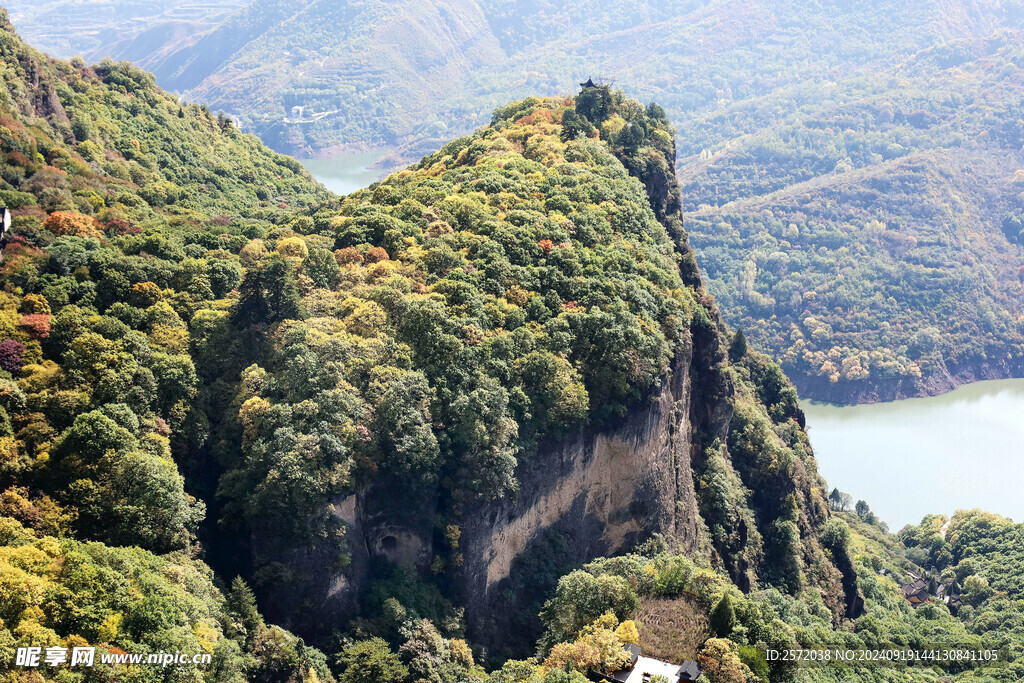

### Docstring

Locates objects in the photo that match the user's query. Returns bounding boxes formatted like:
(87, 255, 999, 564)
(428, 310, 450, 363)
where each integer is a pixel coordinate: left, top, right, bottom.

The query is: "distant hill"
(5, 0, 246, 61)
(683, 38, 1024, 402)
(10, 0, 1019, 158)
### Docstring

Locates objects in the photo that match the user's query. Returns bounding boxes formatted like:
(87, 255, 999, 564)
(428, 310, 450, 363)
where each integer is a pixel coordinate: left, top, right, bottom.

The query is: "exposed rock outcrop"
(458, 339, 708, 651)
(259, 330, 715, 646)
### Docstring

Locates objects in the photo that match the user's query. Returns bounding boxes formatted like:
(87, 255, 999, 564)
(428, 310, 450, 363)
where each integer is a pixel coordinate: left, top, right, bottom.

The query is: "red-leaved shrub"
(0, 340, 25, 373)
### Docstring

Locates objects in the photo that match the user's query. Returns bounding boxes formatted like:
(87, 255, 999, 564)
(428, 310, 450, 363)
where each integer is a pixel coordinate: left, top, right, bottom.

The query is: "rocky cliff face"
(457, 338, 707, 650)
(461, 350, 699, 596)
(260, 332, 713, 646)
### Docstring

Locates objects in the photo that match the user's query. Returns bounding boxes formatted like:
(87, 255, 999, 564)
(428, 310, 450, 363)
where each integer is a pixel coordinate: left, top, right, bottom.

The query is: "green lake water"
(802, 378, 1024, 530)
(299, 151, 390, 196)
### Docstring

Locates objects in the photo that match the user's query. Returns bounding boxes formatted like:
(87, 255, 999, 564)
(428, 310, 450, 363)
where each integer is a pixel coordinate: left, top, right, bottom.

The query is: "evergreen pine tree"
(226, 576, 263, 644)
(234, 254, 306, 326)
(710, 593, 736, 637)
(729, 329, 748, 362)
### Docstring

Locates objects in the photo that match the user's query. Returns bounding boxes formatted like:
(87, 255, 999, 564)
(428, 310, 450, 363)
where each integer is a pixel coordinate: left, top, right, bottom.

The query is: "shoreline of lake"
(792, 356, 1024, 405)
(299, 151, 397, 196)
(802, 377, 1024, 530)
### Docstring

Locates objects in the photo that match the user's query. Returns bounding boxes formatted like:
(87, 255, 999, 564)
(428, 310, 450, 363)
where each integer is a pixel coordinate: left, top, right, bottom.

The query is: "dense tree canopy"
(0, 15, 335, 679)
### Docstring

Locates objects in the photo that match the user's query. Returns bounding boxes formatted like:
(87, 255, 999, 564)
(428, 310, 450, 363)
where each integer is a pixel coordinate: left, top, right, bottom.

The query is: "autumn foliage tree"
(0, 340, 25, 374)
(42, 211, 102, 237)
(697, 638, 755, 683)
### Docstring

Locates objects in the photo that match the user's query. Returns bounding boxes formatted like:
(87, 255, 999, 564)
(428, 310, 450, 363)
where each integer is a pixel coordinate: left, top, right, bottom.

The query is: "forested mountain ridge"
(11, 0, 1024, 402)
(201, 87, 863, 652)
(0, 7, 327, 218)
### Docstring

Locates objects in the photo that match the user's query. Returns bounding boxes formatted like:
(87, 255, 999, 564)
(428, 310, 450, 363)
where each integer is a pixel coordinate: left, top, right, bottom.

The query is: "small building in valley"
(901, 578, 930, 606)
(593, 644, 701, 682)
(945, 593, 963, 616)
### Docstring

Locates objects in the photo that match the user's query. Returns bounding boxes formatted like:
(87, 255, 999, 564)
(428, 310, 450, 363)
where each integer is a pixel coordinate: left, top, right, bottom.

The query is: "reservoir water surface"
(299, 151, 389, 196)
(803, 378, 1024, 530)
